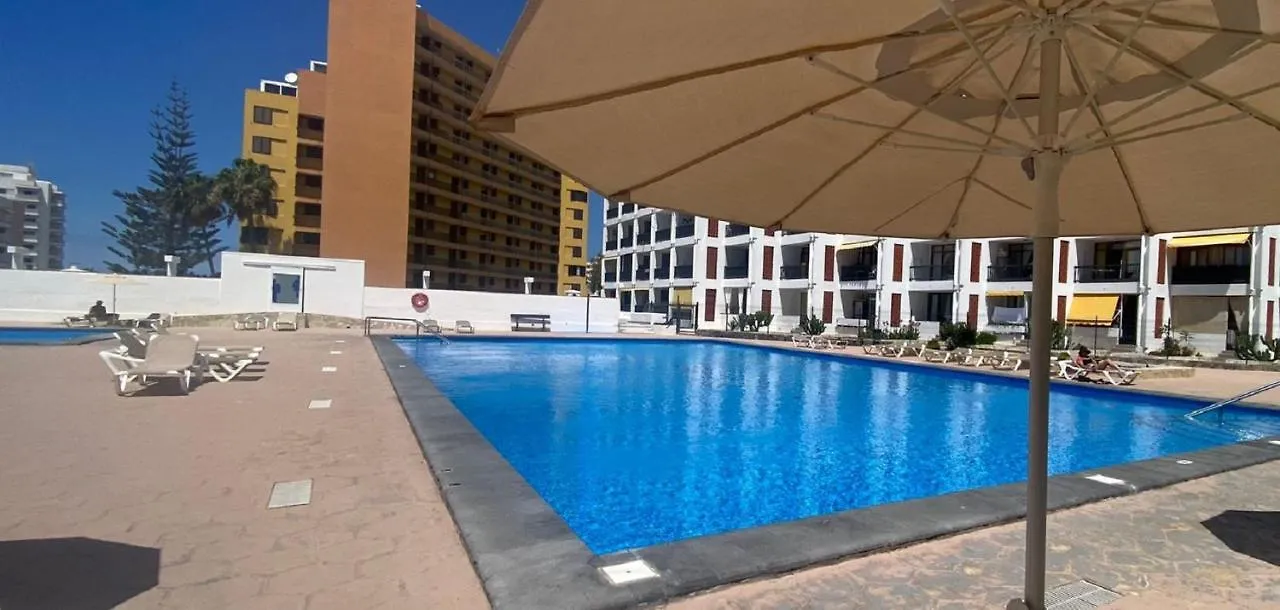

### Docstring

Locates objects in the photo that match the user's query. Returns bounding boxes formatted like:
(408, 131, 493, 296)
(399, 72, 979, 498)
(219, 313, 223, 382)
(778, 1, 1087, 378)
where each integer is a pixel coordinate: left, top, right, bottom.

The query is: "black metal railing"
(635, 268, 651, 281)
(653, 267, 670, 279)
(724, 265, 749, 279)
(636, 232, 652, 245)
(654, 228, 672, 242)
(606, 207, 619, 219)
(781, 265, 809, 280)
(605, 239, 618, 251)
(675, 224, 695, 238)
(1171, 264, 1251, 285)
(604, 272, 617, 283)
(726, 224, 751, 237)
(618, 269, 633, 281)
(674, 265, 694, 279)
(988, 264, 1034, 282)
(910, 265, 954, 281)
(1075, 263, 1140, 283)
(622, 203, 637, 214)
(840, 265, 877, 282)
(620, 236, 634, 248)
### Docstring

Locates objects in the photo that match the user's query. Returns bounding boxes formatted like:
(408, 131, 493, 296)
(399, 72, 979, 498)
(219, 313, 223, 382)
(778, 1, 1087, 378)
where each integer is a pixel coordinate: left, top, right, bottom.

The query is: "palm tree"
(209, 158, 277, 228)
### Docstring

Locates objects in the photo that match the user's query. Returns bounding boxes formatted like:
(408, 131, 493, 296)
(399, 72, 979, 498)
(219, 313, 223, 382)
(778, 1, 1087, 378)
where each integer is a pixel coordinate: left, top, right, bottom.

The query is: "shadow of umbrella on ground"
(1201, 510, 1280, 567)
(0, 537, 160, 610)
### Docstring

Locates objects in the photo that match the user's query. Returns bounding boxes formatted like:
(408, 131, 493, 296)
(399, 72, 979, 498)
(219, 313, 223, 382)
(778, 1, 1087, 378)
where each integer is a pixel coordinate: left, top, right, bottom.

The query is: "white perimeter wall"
(364, 287, 620, 332)
(0, 252, 621, 330)
(0, 269, 221, 322)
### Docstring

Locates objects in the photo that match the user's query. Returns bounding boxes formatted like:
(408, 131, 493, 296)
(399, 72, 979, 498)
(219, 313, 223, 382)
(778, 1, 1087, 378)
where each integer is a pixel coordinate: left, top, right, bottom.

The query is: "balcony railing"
(781, 265, 809, 280)
(619, 269, 633, 282)
(653, 267, 670, 279)
(840, 265, 877, 282)
(620, 236, 634, 248)
(294, 214, 322, 229)
(725, 224, 751, 237)
(622, 203, 637, 214)
(910, 265, 955, 281)
(988, 264, 1034, 282)
(674, 265, 694, 279)
(724, 265, 749, 279)
(654, 228, 672, 242)
(1171, 264, 1251, 285)
(606, 207, 620, 219)
(635, 268, 651, 281)
(605, 239, 618, 251)
(604, 272, 618, 283)
(636, 232, 652, 245)
(1075, 263, 1140, 283)
(675, 224, 695, 238)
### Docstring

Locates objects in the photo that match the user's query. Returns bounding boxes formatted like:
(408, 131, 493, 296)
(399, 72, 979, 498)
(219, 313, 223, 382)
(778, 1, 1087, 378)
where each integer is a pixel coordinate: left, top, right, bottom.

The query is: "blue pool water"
(398, 338, 1280, 554)
(0, 327, 114, 345)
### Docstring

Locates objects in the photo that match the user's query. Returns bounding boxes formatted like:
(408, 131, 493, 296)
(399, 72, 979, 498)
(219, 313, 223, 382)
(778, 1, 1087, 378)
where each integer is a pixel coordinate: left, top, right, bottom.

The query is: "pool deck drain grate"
(321, 366, 337, 373)
(600, 560, 659, 585)
(308, 399, 332, 410)
(267, 479, 313, 509)
(1045, 580, 1122, 609)
(1084, 474, 1128, 487)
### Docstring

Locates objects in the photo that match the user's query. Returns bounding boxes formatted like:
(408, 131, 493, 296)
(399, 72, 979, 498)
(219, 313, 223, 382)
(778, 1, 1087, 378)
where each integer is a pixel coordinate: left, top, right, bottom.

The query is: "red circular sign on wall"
(411, 292, 430, 311)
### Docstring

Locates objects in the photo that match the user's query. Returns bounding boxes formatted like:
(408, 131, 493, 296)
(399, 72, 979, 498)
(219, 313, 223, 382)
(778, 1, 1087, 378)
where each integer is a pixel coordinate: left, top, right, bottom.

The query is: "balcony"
(619, 269, 634, 282)
(674, 265, 694, 279)
(606, 207, 620, 219)
(653, 267, 670, 279)
(622, 203, 637, 215)
(294, 214, 322, 229)
(725, 223, 751, 237)
(654, 228, 672, 242)
(606, 238, 618, 251)
(780, 265, 809, 280)
(635, 268, 651, 281)
(988, 264, 1034, 282)
(675, 224, 695, 238)
(1076, 263, 1140, 283)
(636, 232, 652, 246)
(724, 265, 749, 279)
(293, 243, 320, 257)
(604, 272, 618, 283)
(840, 265, 877, 282)
(910, 265, 955, 281)
(620, 236, 634, 248)
(1171, 264, 1251, 285)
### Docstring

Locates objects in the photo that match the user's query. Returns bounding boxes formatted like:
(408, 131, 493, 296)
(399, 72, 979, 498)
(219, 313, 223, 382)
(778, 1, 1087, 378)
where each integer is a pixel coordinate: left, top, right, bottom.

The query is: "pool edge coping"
(372, 334, 1280, 610)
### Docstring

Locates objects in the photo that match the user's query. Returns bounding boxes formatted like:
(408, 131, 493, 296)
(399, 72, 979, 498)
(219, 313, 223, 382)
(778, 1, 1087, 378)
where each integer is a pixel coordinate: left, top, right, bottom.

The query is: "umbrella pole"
(1019, 22, 1064, 610)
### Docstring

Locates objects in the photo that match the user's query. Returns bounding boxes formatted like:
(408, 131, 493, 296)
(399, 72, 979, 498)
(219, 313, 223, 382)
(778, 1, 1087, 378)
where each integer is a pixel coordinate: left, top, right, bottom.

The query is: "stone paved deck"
(2, 330, 1279, 609)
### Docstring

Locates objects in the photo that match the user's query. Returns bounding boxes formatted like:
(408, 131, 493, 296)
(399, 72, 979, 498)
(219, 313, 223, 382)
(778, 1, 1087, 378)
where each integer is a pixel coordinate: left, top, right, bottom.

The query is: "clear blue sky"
(0, 0, 602, 270)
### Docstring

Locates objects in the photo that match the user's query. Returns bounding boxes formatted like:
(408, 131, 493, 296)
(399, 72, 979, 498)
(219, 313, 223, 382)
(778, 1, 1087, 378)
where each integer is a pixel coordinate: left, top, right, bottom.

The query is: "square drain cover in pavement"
(320, 366, 337, 373)
(308, 399, 332, 410)
(600, 560, 658, 585)
(1045, 580, 1122, 609)
(268, 479, 313, 509)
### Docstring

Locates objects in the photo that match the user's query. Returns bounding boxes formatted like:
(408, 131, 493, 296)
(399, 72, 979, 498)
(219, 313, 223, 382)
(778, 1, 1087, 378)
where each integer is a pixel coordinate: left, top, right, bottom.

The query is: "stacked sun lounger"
(100, 328, 267, 396)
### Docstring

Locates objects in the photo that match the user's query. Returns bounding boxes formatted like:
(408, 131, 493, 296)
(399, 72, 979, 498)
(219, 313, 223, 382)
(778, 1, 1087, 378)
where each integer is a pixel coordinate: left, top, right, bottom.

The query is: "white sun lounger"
(991, 351, 1023, 371)
(102, 334, 202, 395)
(273, 312, 299, 331)
(456, 320, 476, 334)
(956, 349, 988, 367)
(234, 313, 268, 330)
(1056, 360, 1094, 381)
(921, 349, 953, 363)
(422, 319, 443, 334)
(791, 334, 814, 348)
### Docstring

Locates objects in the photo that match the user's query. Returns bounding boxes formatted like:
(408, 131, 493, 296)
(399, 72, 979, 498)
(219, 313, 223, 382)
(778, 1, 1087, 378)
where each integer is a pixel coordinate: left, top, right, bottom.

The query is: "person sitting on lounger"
(88, 300, 108, 320)
(1075, 346, 1120, 372)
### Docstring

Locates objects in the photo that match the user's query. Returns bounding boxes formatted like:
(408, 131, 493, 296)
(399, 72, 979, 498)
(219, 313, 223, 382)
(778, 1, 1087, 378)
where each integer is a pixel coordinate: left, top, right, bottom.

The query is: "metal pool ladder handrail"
(362, 316, 452, 344)
(1185, 378, 1280, 420)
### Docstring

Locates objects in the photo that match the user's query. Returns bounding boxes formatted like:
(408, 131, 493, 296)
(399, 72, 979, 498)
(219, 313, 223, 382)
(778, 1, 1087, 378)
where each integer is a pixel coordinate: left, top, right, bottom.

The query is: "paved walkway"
(0, 329, 486, 609)
(2, 330, 1279, 609)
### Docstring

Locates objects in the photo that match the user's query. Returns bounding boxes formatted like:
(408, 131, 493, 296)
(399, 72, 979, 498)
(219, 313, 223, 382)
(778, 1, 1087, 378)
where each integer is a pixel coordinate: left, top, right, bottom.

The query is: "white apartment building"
(602, 199, 1280, 356)
(0, 164, 65, 270)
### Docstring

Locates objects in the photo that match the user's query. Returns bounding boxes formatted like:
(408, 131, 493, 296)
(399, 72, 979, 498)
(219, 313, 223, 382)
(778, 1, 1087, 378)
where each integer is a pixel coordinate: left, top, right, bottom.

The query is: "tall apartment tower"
(240, 61, 328, 256)
(603, 200, 1280, 357)
(0, 164, 65, 270)
(558, 177, 589, 295)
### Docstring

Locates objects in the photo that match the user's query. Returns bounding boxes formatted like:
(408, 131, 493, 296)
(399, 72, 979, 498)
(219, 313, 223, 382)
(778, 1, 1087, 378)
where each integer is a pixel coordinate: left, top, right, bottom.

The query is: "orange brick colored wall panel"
(969, 243, 982, 282)
(761, 290, 772, 313)
(1058, 241, 1069, 283)
(704, 289, 716, 322)
(1056, 295, 1066, 323)
(762, 246, 774, 280)
(824, 246, 835, 282)
(822, 292, 834, 324)
(890, 293, 902, 326)
(967, 294, 979, 327)
(1155, 297, 1165, 338)
(1156, 240, 1167, 284)
(706, 247, 718, 279)
(892, 244, 904, 282)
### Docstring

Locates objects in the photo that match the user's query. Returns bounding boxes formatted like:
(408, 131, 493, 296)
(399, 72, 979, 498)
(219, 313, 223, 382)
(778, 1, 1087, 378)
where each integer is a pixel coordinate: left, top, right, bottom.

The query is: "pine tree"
(103, 83, 222, 274)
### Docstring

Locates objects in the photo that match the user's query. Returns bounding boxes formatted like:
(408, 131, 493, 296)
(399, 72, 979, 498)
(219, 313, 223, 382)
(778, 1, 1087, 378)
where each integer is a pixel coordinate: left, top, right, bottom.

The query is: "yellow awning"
(1066, 295, 1119, 326)
(837, 239, 877, 251)
(673, 288, 693, 304)
(1168, 232, 1250, 248)
(986, 290, 1025, 297)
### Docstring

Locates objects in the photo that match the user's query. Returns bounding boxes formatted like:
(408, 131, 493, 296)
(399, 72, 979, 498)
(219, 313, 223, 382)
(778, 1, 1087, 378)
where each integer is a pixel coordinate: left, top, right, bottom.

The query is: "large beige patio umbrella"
(473, 1, 1280, 607)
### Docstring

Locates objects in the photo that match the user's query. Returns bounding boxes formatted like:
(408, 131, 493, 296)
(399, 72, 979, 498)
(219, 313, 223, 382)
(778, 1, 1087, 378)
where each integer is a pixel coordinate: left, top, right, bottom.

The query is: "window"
(569, 190, 589, 203)
(252, 106, 274, 125)
(305, 116, 325, 131)
(571, 228, 583, 239)
(572, 247, 583, 257)
(924, 293, 953, 323)
(272, 273, 301, 304)
(302, 174, 322, 188)
(301, 145, 323, 159)
(297, 203, 322, 216)
(240, 228, 269, 245)
(572, 208, 584, 220)
(296, 232, 321, 246)
(251, 136, 272, 154)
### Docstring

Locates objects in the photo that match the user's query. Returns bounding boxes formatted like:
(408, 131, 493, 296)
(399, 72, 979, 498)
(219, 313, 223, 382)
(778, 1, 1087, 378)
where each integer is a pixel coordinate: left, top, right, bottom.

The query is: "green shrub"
(1050, 320, 1070, 350)
(925, 338, 941, 350)
(884, 321, 921, 341)
(937, 321, 978, 350)
(800, 313, 827, 336)
(1152, 322, 1197, 357)
(975, 331, 998, 345)
(1235, 334, 1280, 361)
(753, 311, 774, 331)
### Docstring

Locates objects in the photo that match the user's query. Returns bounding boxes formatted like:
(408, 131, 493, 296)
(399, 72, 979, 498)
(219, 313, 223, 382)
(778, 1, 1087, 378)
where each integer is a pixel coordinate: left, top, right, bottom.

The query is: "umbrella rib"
(971, 178, 1033, 211)
(939, 1, 1036, 140)
(1074, 78, 1280, 151)
(771, 31, 1026, 229)
(811, 114, 998, 152)
(871, 176, 970, 236)
(608, 24, 1016, 199)
(1062, 34, 1153, 233)
(1061, 0, 1162, 139)
(475, 9, 1018, 123)
(1083, 25, 1280, 133)
(1065, 39, 1268, 144)
(1075, 113, 1251, 153)
(1078, 17, 1280, 43)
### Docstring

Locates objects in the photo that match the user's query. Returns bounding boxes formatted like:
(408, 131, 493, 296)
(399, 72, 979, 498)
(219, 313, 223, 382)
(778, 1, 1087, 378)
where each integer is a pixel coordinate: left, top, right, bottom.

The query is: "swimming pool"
(398, 337, 1280, 554)
(0, 327, 114, 345)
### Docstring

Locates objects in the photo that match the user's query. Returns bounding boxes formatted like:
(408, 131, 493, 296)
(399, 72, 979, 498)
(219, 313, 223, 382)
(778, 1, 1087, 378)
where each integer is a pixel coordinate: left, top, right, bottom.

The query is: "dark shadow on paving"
(0, 537, 160, 609)
(1202, 510, 1280, 566)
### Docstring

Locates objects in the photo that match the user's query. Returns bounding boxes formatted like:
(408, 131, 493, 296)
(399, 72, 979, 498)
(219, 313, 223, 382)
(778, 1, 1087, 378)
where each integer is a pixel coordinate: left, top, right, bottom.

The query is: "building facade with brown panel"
(240, 0, 569, 293)
(558, 176, 589, 295)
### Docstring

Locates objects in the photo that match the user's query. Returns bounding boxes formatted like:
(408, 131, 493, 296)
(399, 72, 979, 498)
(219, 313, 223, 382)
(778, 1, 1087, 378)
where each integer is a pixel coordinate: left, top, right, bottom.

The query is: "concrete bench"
(511, 314, 551, 332)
